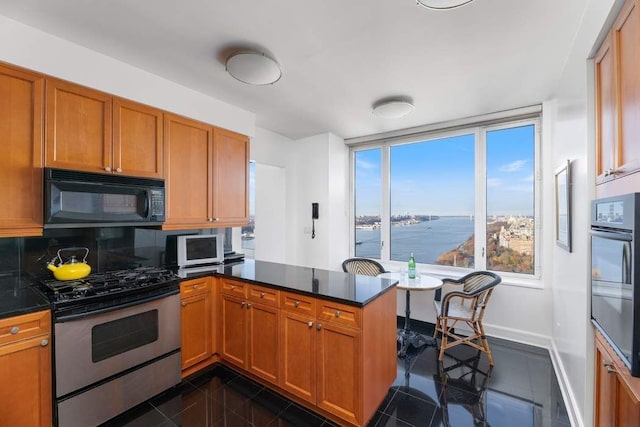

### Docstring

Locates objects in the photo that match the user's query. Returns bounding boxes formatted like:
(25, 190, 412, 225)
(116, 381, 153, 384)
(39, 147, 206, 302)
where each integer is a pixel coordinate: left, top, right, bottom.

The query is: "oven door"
(591, 229, 633, 365)
(54, 293, 180, 398)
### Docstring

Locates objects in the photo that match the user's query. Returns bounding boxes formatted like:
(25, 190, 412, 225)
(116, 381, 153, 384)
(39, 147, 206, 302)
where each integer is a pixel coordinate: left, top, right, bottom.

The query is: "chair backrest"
(341, 258, 386, 276)
(460, 271, 501, 306)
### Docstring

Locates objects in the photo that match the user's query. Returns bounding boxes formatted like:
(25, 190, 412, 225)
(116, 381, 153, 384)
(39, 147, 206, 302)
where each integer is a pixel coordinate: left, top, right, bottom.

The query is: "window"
(351, 116, 539, 278)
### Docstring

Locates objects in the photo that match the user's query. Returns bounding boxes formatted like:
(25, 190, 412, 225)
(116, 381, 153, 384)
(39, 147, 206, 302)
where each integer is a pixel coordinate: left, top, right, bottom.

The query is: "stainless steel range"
(39, 267, 181, 427)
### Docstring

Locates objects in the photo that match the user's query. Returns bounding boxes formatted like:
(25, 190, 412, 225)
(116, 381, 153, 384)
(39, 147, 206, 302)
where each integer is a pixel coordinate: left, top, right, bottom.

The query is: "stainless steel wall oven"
(591, 193, 640, 377)
(38, 267, 181, 426)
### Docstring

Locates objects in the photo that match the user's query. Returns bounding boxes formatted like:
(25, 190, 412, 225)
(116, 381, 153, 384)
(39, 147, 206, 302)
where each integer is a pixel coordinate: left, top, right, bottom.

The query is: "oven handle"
(590, 229, 633, 241)
(55, 288, 179, 322)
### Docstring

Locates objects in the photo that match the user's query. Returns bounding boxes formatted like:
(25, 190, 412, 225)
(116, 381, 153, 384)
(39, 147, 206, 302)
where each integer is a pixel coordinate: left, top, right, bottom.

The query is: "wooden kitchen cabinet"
(594, 329, 640, 427)
(212, 128, 250, 226)
(280, 308, 317, 404)
(163, 113, 249, 230)
(0, 310, 52, 427)
(0, 63, 44, 237)
(219, 279, 279, 383)
(180, 277, 212, 374)
(595, 0, 640, 185)
(45, 79, 164, 177)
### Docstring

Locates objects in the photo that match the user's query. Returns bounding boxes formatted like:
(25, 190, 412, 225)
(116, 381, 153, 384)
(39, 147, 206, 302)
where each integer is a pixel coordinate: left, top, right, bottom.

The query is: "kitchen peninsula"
(181, 259, 398, 427)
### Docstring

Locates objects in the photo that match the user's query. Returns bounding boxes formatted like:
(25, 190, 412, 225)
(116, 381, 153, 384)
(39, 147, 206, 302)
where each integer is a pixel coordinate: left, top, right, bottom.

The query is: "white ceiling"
(0, 0, 589, 140)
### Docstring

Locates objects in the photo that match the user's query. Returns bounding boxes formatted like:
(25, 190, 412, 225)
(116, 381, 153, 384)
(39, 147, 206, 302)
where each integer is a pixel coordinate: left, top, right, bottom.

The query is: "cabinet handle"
(40, 339, 48, 347)
(104, 166, 112, 172)
(317, 323, 322, 330)
(230, 285, 236, 290)
(193, 285, 199, 290)
(241, 301, 246, 307)
(208, 218, 213, 222)
(247, 303, 252, 308)
(181, 302, 187, 307)
(603, 362, 617, 374)
(335, 310, 340, 318)
(116, 167, 122, 173)
(212, 217, 219, 222)
(10, 326, 19, 334)
(308, 321, 313, 327)
(260, 292, 265, 298)
(294, 301, 300, 308)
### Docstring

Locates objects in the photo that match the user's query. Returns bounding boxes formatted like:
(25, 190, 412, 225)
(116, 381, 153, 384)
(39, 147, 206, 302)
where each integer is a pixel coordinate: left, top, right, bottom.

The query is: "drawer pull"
(193, 285, 199, 290)
(231, 285, 236, 290)
(247, 303, 252, 308)
(116, 167, 123, 173)
(241, 301, 246, 307)
(335, 310, 340, 318)
(294, 301, 300, 308)
(308, 321, 313, 327)
(317, 323, 322, 330)
(104, 166, 112, 172)
(10, 326, 19, 335)
(603, 362, 617, 374)
(260, 292, 265, 298)
(181, 302, 187, 307)
(41, 339, 49, 347)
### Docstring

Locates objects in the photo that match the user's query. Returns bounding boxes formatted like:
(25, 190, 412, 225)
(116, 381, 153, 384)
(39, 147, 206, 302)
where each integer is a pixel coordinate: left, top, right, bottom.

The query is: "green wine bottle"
(408, 253, 416, 279)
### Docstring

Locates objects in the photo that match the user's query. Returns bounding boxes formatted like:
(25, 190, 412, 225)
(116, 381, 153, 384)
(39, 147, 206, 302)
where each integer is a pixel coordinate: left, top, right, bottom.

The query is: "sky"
(355, 124, 535, 217)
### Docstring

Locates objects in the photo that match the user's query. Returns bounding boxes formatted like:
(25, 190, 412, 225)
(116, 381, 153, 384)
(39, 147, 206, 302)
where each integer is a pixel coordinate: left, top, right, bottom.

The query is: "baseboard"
(481, 323, 551, 349)
(549, 340, 583, 427)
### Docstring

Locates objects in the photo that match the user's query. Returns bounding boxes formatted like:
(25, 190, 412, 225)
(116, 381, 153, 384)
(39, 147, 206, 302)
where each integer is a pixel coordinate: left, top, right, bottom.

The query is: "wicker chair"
(341, 258, 386, 276)
(433, 271, 501, 365)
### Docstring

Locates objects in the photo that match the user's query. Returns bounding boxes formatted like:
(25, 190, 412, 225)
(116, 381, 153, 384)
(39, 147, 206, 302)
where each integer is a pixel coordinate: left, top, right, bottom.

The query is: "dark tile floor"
(101, 335, 571, 427)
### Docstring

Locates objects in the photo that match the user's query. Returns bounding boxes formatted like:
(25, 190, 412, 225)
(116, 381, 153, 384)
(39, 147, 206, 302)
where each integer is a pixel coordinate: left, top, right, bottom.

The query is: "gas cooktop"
(39, 266, 179, 313)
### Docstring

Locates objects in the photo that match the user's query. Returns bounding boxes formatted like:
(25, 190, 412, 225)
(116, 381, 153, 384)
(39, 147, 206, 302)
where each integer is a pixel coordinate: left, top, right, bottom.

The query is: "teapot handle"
(57, 247, 90, 263)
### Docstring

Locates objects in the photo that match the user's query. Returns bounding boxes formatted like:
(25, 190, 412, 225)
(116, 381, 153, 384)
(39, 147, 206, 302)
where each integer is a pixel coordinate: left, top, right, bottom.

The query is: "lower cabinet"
(217, 278, 397, 427)
(220, 279, 280, 383)
(180, 277, 215, 376)
(594, 329, 640, 426)
(0, 310, 51, 427)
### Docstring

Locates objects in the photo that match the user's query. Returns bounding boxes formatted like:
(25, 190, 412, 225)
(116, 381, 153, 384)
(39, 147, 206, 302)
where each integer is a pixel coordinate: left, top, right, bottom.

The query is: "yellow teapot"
(47, 247, 91, 281)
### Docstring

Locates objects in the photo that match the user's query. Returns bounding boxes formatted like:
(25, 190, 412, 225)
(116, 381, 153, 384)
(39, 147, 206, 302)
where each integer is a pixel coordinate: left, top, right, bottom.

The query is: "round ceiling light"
(372, 100, 415, 119)
(225, 51, 282, 85)
(417, 0, 475, 10)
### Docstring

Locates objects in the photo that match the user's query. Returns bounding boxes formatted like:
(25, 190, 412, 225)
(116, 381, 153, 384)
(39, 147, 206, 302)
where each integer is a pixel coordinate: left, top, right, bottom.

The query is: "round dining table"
(378, 272, 443, 358)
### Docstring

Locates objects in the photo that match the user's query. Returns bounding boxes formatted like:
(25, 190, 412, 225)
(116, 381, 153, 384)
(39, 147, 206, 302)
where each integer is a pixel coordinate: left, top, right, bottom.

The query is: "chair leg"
(476, 320, 494, 366)
(438, 318, 447, 362)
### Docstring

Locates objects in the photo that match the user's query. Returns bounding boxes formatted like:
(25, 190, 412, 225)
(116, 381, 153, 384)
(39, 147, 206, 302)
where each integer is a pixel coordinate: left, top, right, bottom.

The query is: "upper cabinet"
(595, 0, 640, 185)
(163, 113, 249, 230)
(0, 64, 44, 237)
(46, 79, 163, 178)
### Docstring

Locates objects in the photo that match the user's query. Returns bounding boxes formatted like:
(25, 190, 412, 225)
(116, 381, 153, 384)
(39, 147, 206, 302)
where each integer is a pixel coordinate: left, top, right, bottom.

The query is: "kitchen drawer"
(220, 279, 247, 297)
(248, 285, 279, 307)
(317, 301, 361, 329)
(180, 277, 210, 298)
(0, 310, 51, 346)
(281, 292, 315, 315)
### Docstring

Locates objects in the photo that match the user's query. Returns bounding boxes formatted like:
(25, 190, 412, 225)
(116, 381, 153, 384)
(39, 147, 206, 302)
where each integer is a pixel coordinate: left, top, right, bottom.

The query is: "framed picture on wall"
(555, 159, 571, 252)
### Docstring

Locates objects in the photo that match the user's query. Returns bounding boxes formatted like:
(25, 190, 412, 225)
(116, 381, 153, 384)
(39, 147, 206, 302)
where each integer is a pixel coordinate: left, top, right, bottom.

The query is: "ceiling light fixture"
(417, 0, 474, 10)
(372, 99, 415, 119)
(225, 51, 282, 85)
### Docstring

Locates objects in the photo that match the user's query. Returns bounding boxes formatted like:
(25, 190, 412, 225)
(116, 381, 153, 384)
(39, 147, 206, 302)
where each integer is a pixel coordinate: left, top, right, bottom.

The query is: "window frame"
(349, 114, 542, 287)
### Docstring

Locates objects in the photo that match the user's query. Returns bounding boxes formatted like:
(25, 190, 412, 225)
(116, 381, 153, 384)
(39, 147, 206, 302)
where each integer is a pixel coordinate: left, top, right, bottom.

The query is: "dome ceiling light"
(372, 99, 415, 119)
(417, 0, 475, 10)
(225, 51, 282, 85)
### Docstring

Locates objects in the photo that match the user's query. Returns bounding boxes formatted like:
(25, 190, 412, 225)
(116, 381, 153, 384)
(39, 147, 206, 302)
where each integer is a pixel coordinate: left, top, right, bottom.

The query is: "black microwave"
(44, 168, 165, 228)
(591, 193, 640, 377)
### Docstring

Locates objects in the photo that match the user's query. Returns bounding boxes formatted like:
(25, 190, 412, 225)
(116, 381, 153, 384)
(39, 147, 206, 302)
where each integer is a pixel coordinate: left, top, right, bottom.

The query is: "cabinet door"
(280, 310, 316, 404)
(0, 64, 44, 237)
(164, 113, 213, 229)
(113, 98, 163, 178)
(247, 302, 279, 383)
(220, 293, 247, 368)
(316, 322, 361, 425)
(0, 334, 52, 427)
(614, 0, 640, 177)
(212, 128, 249, 226)
(595, 34, 616, 184)
(180, 292, 212, 372)
(45, 79, 112, 173)
(595, 336, 616, 427)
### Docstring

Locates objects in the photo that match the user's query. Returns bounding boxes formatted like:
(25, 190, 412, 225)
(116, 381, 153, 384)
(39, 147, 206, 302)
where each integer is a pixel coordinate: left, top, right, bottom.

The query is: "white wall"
(548, 1, 618, 426)
(0, 15, 254, 137)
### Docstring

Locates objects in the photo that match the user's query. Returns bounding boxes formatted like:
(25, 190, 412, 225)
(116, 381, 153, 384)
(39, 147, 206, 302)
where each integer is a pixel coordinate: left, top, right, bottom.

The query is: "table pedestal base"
(397, 329, 436, 358)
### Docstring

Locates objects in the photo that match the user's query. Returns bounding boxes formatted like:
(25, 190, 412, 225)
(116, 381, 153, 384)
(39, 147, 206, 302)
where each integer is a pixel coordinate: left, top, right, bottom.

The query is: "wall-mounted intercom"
(311, 202, 319, 239)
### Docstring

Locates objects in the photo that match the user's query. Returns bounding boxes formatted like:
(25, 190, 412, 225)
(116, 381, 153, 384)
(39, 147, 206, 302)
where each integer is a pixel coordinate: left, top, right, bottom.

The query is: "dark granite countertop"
(0, 274, 50, 319)
(177, 259, 397, 307)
